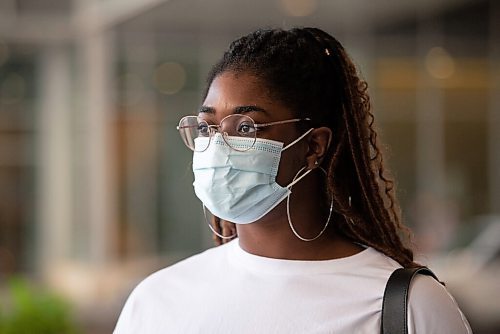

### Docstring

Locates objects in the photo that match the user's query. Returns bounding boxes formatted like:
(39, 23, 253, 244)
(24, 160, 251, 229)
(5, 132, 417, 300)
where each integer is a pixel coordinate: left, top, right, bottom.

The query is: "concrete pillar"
(416, 18, 446, 199)
(414, 17, 450, 251)
(489, 1, 500, 214)
(76, 30, 117, 265)
(37, 44, 73, 271)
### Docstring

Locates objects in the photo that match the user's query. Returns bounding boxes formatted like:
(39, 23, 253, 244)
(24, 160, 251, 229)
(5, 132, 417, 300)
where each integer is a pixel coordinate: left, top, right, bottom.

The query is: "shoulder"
(136, 241, 232, 294)
(114, 242, 233, 333)
(408, 274, 472, 334)
(124, 242, 232, 307)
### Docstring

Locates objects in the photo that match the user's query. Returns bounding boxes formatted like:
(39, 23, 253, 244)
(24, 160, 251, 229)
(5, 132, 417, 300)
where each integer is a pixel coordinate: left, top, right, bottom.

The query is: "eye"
(198, 122, 210, 136)
(237, 122, 256, 134)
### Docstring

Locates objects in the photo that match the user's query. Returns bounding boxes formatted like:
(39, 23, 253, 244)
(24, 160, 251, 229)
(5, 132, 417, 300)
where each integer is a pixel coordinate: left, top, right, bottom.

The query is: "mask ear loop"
(282, 128, 314, 152)
(203, 205, 237, 239)
(286, 166, 334, 242)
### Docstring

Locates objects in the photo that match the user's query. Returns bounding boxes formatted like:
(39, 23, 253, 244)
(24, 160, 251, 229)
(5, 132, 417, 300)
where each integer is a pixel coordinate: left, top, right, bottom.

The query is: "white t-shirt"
(114, 239, 471, 334)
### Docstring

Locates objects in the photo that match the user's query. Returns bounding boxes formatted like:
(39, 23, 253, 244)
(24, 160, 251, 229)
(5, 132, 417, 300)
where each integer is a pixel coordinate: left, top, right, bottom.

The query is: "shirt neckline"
(225, 238, 378, 276)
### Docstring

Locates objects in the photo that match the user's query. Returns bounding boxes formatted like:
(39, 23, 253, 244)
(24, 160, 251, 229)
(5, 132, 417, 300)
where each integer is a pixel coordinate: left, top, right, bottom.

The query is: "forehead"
(205, 72, 268, 103)
(202, 71, 293, 121)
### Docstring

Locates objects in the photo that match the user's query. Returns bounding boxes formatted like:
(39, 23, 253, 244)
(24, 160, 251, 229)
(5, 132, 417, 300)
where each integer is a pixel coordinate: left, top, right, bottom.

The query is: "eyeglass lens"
(178, 114, 258, 152)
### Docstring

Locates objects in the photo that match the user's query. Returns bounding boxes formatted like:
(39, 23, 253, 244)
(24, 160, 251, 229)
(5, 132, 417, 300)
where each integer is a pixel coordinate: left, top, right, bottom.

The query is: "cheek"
(275, 144, 307, 186)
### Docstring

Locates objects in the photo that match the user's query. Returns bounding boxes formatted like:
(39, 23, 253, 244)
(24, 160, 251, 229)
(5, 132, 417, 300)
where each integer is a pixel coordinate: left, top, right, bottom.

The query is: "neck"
(235, 199, 364, 261)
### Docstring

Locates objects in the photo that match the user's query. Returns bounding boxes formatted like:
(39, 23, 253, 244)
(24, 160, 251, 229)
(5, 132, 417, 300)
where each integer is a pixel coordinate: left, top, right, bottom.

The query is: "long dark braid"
(206, 27, 417, 268)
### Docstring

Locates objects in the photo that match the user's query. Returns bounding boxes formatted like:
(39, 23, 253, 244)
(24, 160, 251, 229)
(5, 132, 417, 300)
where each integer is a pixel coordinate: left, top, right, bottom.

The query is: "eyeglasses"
(177, 114, 310, 152)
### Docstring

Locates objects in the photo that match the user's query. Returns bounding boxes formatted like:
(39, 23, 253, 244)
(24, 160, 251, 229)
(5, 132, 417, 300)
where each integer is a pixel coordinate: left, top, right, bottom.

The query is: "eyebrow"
(198, 105, 268, 115)
(234, 105, 268, 114)
(198, 106, 215, 114)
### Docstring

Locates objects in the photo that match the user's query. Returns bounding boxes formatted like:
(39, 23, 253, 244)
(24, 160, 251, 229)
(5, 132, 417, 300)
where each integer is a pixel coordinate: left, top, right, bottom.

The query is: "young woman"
(114, 27, 471, 333)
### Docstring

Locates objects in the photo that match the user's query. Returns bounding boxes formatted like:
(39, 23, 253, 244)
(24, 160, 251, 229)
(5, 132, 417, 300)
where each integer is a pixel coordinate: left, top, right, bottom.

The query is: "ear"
(305, 127, 332, 169)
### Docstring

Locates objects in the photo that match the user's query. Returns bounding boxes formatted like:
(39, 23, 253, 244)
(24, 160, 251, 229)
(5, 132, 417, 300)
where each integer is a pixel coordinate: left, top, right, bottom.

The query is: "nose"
(219, 116, 243, 137)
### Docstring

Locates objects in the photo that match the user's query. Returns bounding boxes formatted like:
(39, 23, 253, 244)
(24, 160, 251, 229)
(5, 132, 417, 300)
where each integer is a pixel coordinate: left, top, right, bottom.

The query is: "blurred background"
(0, 0, 499, 333)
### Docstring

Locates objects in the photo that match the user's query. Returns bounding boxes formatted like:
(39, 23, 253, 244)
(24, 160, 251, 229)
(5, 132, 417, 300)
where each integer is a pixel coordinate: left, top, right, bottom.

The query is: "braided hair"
(204, 27, 417, 268)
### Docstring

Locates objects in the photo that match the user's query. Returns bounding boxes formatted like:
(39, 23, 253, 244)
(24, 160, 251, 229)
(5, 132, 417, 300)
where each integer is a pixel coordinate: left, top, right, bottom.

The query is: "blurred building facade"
(0, 0, 499, 332)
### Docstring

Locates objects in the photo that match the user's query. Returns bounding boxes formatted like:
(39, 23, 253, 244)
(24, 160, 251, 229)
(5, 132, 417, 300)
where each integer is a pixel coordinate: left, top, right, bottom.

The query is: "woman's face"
(200, 71, 309, 185)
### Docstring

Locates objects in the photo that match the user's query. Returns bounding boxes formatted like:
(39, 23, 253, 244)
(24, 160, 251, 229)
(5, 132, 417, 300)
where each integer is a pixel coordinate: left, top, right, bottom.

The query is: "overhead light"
(279, 0, 318, 17)
(425, 47, 455, 79)
(152, 62, 186, 95)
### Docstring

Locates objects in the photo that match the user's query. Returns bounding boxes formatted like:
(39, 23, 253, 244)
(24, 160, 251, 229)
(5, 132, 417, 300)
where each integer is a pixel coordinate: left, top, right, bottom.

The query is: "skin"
(200, 71, 364, 260)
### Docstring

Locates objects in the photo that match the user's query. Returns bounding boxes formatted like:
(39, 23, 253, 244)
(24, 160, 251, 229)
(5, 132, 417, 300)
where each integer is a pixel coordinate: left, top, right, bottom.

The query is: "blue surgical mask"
(192, 129, 313, 224)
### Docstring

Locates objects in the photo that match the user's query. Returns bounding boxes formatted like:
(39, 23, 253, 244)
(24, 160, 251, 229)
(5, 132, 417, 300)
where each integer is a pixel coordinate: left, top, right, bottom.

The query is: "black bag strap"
(381, 266, 440, 334)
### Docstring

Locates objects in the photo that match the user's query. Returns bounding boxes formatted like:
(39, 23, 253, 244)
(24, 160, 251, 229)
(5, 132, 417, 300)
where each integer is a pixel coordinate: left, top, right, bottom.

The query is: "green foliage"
(0, 277, 81, 334)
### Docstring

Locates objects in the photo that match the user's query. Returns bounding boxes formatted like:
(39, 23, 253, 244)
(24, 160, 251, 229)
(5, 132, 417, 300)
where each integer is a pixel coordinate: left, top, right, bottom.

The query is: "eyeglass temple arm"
(176, 124, 211, 130)
(254, 117, 311, 128)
